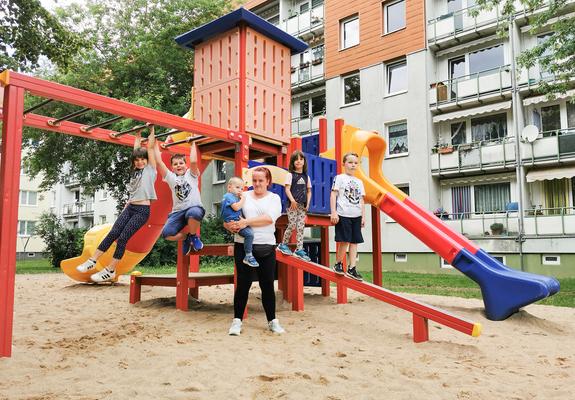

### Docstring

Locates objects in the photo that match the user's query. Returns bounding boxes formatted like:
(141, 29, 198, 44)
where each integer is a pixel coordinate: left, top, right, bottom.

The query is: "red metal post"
(318, 117, 327, 154)
(371, 206, 383, 287)
(129, 275, 142, 304)
(0, 84, 25, 358)
(320, 227, 330, 297)
(413, 314, 429, 343)
(176, 241, 190, 311)
(292, 267, 304, 311)
(334, 119, 347, 304)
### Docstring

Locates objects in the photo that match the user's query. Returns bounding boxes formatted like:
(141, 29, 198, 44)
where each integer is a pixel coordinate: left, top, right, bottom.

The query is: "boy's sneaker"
(228, 318, 242, 336)
(293, 249, 311, 262)
(277, 243, 292, 256)
(268, 319, 285, 334)
(182, 234, 192, 256)
(76, 258, 96, 273)
(346, 267, 363, 281)
(332, 262, 344, 275)
(190, 234, 204, 251)
(243, 255, 259, 268)
(90, 267, 116, 283)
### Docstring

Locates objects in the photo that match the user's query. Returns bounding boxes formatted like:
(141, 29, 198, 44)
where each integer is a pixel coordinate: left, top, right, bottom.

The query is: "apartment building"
(242, 0, 575, 277)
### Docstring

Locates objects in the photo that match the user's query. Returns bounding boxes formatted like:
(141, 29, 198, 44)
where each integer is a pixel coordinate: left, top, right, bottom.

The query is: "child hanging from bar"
(76, 125, 157, 282)
(154, 135, 205, 255)
(277, 150, 312, 261)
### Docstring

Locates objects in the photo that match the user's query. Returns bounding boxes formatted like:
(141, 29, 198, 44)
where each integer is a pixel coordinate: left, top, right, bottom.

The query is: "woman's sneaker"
(332, 262, 344, 275)
(90, 267, 116, 283)
(268, 319, 285, 334)
(293, 249, 311, 262)
(76, 258, 96, 273)
(243, 255, 259, 268)
(277, 243, 292, 256)
(346, 267, 363, 281)
(228, 318, 242, 336)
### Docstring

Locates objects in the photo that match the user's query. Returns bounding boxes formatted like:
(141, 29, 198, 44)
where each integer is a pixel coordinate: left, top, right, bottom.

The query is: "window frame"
(394, 253, 407, 263)
(19, 190, 38, 206)
(542, 254, 561, 266)
(385, 58, 408, 96)
(341, 72, 361, 106)
(340, 14, 360, 50)
(213, 159, 227, 184)
(383, 0, 406, 35)
(386, 120, 409, 157)
(17, 220, 36, 237)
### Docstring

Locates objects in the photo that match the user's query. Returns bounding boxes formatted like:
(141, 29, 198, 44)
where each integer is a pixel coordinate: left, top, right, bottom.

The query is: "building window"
(441, 258, 454, 269)
(474, 182, 511, 214)
(387, 122, 408, 155)
(99, 215, 107, 225)
(17, 220, 36, 236)
(312, 44, 324, 62)
(537, 33, 553, 79)
(542, 255, 560, 266)
(541, 104, 561, 135)
(451, 185, 471, 219)
(386, 59, 407, 95)
(213, 202, 222, 217)
(19, 190, 38, 206)
(451, 121, 466, 145)
(340, 15, 359, 49)
(311, 95, 326, 114)
(214, 160, 226, 183)
(384, 0, 406, 34)
(342, 72, 361, 105)
(300, 99, 310, 118)
(469, 45, 504, 75)
(544, 178, 568, 215)
(471, 113, 507, 142)
(567, 101, 575, 128)
(493, 256, 506, 264)
(394, 253, 407, 262)
(396, 184, 410, 196)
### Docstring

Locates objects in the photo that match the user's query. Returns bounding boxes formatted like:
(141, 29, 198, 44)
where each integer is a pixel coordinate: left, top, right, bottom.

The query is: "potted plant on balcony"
(299, 61, 310, 68)
(490, 222, 505, 235)
(290, 66, 297, 74)
(437, 144, 454, 154)
(312, 57, 323, 66)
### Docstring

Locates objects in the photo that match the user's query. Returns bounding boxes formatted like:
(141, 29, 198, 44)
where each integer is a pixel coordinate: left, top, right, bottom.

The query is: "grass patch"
(15, 260, 574, 308)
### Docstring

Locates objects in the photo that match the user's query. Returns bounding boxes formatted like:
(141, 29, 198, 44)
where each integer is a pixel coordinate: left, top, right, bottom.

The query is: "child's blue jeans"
(238, 226, 254, 255)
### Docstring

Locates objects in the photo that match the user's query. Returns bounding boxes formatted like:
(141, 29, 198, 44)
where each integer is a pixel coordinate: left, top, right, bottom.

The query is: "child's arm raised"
(146, 125, 157, 169)
(152, 131, 170, 178)
(134, 129, 142, 149)
(189, 141, 200, 177)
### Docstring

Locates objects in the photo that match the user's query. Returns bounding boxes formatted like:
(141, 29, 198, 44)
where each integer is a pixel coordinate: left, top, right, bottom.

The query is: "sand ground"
(0, 273, 573, 400)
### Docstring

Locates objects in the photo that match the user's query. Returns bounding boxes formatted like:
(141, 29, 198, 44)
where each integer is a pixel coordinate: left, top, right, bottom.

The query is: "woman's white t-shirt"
(234, 190, 282, 245)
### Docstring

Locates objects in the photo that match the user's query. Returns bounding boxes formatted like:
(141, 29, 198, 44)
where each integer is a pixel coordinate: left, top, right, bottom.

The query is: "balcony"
(280, 3, 324, 40)
(435, 207, 575, 238)
(291, 111, 325, 136)
(63, 175, 80, 188)
(431, 137, 517, 176)
(430, 65, 512, 111)
(522, 128, 575, 166)
(427, 3, 508, 50)
(291, 60, 324, 93)
(62, 201, 94, 218)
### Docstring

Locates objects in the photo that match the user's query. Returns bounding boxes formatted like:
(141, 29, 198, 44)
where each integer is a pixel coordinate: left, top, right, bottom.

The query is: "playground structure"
(0, 8, 560, 358)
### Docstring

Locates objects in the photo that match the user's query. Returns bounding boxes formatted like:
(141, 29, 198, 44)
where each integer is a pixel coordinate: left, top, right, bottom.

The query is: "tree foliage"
(35, 212, 86, 268)
(0, 0, 83, 71)
(22, 0, 232, 204)
(476, 0, 574, 98)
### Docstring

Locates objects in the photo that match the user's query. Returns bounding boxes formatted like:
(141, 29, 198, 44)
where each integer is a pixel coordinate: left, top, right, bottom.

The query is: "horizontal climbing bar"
(81, 115, 124, 132)
(47, 107, 91, 126)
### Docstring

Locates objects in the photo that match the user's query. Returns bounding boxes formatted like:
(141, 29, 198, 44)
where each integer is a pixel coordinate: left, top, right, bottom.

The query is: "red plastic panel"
(244, 81, 290, 143)
(193, 28, 240, 91)
(194, 81, 240, 132)
(245, 27, 291, 92)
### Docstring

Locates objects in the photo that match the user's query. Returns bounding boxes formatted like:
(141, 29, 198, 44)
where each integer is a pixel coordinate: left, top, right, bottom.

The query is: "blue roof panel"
(175, 8, 308, 55)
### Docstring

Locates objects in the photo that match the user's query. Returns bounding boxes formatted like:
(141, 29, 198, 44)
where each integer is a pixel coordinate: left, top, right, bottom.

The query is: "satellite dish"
(521, 125, 539, 143)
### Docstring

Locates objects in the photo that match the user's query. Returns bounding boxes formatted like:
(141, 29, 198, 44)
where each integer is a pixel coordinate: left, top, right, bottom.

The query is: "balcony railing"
(434, 207, 575, 238)
(431, 136, 517, 175)
(63, 175, 80, 187)
(291, 60, 324, 90)
(522, 128, 575, 165)
(291, 111, 325, 136)
(430, 65, 512, 106)
(62, 201, 94, 217)
(281, 3, 324, 38)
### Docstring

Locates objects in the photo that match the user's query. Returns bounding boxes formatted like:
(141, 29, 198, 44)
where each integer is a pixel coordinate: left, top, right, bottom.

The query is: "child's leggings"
(97, 204, 150, 260)
(282, 204, 306, 250)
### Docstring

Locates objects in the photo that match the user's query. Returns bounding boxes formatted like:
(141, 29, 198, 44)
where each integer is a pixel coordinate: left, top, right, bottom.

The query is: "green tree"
(0, 0, 83, 71)
(35, 212, 86, 268)
(476, 0, 574, 98)
(22, 0, 232, 204)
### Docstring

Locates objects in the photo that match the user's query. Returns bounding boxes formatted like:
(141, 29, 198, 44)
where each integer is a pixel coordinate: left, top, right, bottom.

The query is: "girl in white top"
(225, 167, 286, 336)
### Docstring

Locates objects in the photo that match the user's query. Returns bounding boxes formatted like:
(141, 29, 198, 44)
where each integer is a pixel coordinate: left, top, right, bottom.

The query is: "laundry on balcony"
(433, 101, 511, 123)
(526, 166, 575, 182)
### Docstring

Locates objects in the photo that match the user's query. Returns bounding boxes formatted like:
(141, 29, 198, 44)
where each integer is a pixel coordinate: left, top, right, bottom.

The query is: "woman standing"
(225, 167, 285, 336)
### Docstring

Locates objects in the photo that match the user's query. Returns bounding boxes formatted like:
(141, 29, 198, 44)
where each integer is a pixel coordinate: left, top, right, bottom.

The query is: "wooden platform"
(129, 272, 235, 306)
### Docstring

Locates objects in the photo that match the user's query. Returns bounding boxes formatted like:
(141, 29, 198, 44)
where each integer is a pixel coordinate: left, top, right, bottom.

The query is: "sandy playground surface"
(0, 273, 573, 400)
